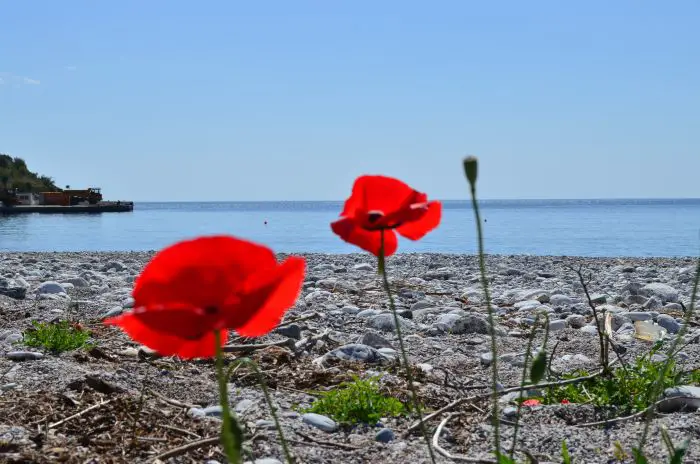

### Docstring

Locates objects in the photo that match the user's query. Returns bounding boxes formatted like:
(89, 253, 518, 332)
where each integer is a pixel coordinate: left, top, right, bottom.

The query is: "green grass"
(304, 375, 405, 425)
(23, 320, 91, 353)
(542, 344, 697, 414)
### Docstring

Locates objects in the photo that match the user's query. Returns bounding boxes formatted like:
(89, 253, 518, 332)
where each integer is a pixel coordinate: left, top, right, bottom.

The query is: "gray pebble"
(6, 351, 44, 361)
(375, 428, 395, 443)
(302, 413, 338, 432)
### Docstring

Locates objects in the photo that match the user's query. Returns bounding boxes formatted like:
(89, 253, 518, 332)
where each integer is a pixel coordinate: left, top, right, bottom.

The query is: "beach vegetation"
(304, 375, 405, 425)
(23, 320, 92, 353)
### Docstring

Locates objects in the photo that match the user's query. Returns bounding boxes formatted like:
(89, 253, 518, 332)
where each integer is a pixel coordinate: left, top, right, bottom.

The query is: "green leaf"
(530, 349, 547, 384)
(660, 426, 675, 456)
(670, 446, 688, 464)
(495, 451, 516, 464)
(561, 440, 571, 464)
(631, 448, 649, 464)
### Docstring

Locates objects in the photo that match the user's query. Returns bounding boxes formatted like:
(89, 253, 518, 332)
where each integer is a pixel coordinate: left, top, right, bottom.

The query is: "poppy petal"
(133, 236, 277, 309)
(124, 304, 222, 340)
(331, 217, 398, 256)
(396, 201, 442, 240)
(228, 256, 306, 337)
(341, 175, 419, 217)
(105, 312, 228, 359)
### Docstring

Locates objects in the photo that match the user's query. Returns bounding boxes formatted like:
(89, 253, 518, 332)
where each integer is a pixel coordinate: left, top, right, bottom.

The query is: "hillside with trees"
(0, 154, 60, 192)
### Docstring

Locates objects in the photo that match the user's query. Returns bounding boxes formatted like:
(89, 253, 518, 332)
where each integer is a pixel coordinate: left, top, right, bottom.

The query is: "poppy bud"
(463, 156, 478, 186)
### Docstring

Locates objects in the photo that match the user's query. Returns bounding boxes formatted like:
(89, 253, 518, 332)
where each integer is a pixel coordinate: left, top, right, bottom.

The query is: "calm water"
(1, 200, 699, 257)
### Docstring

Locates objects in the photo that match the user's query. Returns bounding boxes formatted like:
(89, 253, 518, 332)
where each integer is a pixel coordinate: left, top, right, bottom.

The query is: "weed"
(23, 320, 91, 353)
(543, 343, 691, 414)
(304, 375, 404, 425)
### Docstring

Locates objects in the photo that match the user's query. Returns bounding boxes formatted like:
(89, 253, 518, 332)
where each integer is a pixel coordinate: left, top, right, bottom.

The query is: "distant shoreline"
(0, 251, 696, 261)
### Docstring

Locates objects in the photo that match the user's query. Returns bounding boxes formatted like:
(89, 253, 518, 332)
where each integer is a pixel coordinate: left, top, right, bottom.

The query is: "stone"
(255, 420, 276, 430)
(550, 295, 574, 306)
(370, 313, 412, 332)
(61, 277, 90, 288)
(103, 261, 126, 272)
(6, 351, 44, 361)
(276, 324, 302, 340)
(626, 312, 652, 322)
(235, 399, 255, 414)
(438, 314, 490, 335)
(662, 303, 683, 311)
(656, 314, 681, 334)
(480, 352, 493, 367)
(0, 282, 27, 299)
(357, 332, 394, 349)
(302, 413, 338, 432)
(580, 325, 599, 336)
(643, 297, 662, 310)
(354, 263, 374, 272)
(624, 295, 647, 306)
(375, 428, 395, 443)
(548, 320, 566, 332)
(320, 344, 392, 365)
(590, 294, 607, 305)
(341, 305, 360, 315)
(357, 309, 381, 318)
(35, 281, 66, 295)
(658, 386, 700, 413)
(642, 283, 679, 303)
(102, 306, 123, 319)
(566, 314, 586, 329)
(410, 301, 435, 311)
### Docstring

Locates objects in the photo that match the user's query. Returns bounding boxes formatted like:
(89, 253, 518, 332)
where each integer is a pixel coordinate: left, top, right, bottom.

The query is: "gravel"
(0, 251, 699, 463)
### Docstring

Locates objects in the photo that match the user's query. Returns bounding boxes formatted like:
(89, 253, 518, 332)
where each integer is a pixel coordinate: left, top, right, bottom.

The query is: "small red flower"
(331, 175, 441, 256)
(560, 399, 570, 404)
(522, 399, 541, 407)
(105, 236, 305, 359)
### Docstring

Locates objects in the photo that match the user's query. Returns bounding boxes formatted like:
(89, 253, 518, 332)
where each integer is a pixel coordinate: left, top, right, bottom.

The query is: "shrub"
(23, 320, 91, 353)
(305, 375, 405, 425)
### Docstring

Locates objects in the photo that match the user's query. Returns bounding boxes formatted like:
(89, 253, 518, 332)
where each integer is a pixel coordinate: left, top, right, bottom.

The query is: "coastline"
(1, 252, 699, 462)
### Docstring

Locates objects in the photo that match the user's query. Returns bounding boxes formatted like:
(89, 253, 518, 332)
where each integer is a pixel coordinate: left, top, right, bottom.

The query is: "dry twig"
(432, 414, 496, 463)
(406, 371, 603, 434)
(49, 398, 113, 429)
(294, 430, 361, 451)
(151, 436, 220, 461)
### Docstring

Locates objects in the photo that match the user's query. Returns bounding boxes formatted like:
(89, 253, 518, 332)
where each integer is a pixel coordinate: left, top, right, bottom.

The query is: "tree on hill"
(0, 153, 60, 192)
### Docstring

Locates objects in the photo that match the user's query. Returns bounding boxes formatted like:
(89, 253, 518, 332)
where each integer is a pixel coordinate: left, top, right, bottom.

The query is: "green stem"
(638, 257, 700, 452)
(248, 359, 295, 464)
(379, 230, 437, 464)
(510, 313, 540, 458)
(215, 330, 243, 464)
(468, 182, 501, 458)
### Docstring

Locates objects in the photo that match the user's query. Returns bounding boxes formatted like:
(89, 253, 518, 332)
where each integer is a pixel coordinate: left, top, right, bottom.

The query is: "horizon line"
(128, 196, 700, 203)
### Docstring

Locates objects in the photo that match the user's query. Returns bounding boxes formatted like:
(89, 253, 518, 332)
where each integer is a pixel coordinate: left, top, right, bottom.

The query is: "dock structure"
(0, 202, 134, 214)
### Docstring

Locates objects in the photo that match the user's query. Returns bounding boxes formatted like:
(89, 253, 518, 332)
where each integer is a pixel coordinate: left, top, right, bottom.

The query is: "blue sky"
(1, 1, 698, 202)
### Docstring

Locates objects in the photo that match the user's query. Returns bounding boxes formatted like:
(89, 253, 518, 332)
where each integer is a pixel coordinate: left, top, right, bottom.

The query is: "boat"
(0, 188, 134, 214)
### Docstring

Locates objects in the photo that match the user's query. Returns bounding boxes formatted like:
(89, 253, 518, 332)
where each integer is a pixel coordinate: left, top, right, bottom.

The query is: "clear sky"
(1, 1, 698, 202)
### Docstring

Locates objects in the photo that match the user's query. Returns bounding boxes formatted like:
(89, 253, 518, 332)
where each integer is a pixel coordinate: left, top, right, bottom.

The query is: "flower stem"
(379, 229, 437, 464)
(463, 157, 501, 458)
(638, 257, 700, 452)
(247, 358, 295, 464)
(510, 313, 540, 459)
(214, 330, 243, 464)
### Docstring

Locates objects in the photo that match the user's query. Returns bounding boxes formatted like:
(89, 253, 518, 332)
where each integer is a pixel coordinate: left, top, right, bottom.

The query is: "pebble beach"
(1, 251, 699, 463)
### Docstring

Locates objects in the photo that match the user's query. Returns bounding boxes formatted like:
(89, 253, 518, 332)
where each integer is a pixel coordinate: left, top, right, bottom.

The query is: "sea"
(1, 199, 699, 257)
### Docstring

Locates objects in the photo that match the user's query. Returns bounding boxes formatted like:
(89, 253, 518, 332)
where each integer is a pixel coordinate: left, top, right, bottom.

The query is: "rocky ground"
(1, 252, 699, 464)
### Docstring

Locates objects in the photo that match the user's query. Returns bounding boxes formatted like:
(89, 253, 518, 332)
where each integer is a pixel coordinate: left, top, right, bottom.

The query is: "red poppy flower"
(331, 175, 441, 256)
(522, 399, 541, 407)
(105, 236, 306, 359)
(560, 399, 570, 404)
